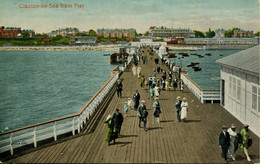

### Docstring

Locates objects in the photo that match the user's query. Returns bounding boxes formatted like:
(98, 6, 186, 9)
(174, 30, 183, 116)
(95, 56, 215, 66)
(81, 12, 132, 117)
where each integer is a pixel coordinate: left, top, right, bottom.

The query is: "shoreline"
(0, 45, 120, 51)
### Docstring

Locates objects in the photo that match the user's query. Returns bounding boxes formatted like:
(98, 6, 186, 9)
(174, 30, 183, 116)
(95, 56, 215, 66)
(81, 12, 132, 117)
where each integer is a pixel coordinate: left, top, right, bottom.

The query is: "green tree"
(193, 30, 205, 38)
(88, 29, 97, 36)
(255, 31, 260, 36)
(224, 27, 240, 38)
(21, 32, 30, 38)
(205, 30, 215, 38)
(76, 32, 87, 36)
(144, 31, 149, 36)
(35, 33, 42, 38)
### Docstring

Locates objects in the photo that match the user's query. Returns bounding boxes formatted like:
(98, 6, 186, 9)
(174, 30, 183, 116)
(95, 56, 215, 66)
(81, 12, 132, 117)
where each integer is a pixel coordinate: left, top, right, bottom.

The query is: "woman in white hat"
(227, 124, 237, 161)
(180, 97, 188, 121)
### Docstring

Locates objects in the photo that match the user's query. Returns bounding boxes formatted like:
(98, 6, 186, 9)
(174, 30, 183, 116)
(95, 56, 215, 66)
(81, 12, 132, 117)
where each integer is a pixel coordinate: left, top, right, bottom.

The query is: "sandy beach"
(0, 45, 120, 51)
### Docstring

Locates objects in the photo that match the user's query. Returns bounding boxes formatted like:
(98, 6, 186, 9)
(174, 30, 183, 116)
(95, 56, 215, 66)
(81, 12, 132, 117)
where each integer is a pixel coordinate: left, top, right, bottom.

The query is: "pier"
(1, 46, 259, 163)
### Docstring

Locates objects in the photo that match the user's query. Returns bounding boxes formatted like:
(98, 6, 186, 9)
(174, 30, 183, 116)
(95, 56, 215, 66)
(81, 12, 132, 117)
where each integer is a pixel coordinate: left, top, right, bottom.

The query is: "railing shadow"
(147, 127, 163, 131)
(160, 120, 174, 123)
(183, 120, 201, 123)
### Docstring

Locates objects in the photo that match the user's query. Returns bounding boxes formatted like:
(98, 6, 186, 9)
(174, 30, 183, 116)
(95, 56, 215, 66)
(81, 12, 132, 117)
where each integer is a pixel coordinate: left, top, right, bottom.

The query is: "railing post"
(54, 122, 57, 141)
(34, 127, 37, 147)
(72, 117, 75, 135)
(10, 133, 13, 155)
(78, 116, 81, 133)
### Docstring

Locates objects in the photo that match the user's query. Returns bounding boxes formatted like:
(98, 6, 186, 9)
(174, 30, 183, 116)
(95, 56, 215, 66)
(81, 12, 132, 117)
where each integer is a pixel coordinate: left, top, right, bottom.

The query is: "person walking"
(152, 97, 162, 123)
(173, 77, 178, 91)
(132, 66, 137, 77)
(137, 100, 148, 131)
(180, 97, 188, 122)
(154, 84, 160, 97)
(240, 124, 252, 161)
(112, 109, 124, 136)
(132, 90, 140, 110)
(227, 124, 238, 161)
(127, 97, 132, 110)
(180, 80, 184, 92)
(105, 115, 117, 146)
(175, 96, 182, 122)
(123, 102, 129, 117)
(152, 75, 156, 88)
(219, 125, 230, 163)
(137, 66, 141, 78)
(140, 76, 145, 89)
(116, 79, 123, 98)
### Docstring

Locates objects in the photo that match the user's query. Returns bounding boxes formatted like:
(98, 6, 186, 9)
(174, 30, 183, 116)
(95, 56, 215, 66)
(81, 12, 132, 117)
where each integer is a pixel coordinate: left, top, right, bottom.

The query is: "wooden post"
(54, 122, 57, 141)
(33, 127, 37, 147)
(72, 118, 75, 136)
(9, 133, 13, 155)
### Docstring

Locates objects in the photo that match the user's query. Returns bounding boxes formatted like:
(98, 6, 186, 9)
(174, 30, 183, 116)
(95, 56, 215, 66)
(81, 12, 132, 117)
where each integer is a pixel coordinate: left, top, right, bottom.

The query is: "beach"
(0, 45, 119, 51)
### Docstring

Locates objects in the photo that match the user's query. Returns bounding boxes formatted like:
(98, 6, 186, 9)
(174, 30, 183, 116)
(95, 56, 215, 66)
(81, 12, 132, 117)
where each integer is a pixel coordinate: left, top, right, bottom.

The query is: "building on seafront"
(216, 45, 260, 137)
(149, 26, 195, 38)
(97, 28, 136, 38)
(184, 38, 258, 45)
(69, 36, 97, 46)
(214, 29, 228, 38)
(0, 26, 22, 38)
(233, 29, 254, 38)
(48, 28, 79, 37)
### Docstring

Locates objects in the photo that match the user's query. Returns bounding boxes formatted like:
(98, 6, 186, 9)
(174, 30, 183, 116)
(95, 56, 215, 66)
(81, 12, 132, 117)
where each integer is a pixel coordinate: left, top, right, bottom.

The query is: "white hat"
(155, 97, 159, 100)
(141, 100, 145, 103)
(177, 96, 181, 100)
(106, 115, 112, 121)
(183, 97, 187, 101)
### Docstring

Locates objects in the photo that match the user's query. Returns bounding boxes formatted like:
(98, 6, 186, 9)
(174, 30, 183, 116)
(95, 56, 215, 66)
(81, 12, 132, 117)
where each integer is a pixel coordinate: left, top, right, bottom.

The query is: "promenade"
(4, 47, 260, 163)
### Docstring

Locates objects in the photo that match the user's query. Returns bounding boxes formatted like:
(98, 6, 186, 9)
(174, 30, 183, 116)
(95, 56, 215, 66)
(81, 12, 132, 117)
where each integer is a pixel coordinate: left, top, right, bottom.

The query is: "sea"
(0, 50, 117, 132)
(0, 49, 240, 132)
(167, 49, 240, 90)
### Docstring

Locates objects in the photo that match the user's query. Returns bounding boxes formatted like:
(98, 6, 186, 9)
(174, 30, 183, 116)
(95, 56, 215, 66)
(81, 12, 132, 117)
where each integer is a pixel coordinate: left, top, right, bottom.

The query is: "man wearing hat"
(219, 125, 230, 163)
(116, 79, 123, 98)
(175, 96, 182, 122)
(112, 109, 124, 136)
(137, 100, 148, 131)
(132, 90, 140, 110)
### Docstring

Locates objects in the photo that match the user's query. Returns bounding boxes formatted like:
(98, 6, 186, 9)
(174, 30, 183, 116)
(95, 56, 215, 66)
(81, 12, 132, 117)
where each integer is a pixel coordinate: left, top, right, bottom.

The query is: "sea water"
(167, 49, 240, 90)
(0, 50, 117, 132)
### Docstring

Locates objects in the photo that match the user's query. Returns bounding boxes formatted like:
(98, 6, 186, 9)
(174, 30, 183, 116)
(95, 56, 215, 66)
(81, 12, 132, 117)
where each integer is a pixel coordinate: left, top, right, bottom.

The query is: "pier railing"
(181, 72, 220, 103)
(0, 66, 122, 155)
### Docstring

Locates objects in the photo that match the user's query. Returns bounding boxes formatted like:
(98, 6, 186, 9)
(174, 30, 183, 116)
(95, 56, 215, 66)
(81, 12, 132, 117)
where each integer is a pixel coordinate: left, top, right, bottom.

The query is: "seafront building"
(233, 29, 254, 38)
(48, 28, 79, 37)
(97, 28, 136, 38)
(216, 45, 260, 137)
(214, 29, 227, 38)
(0, 26, 22, 38)
(70, 36, 97, 46)
(149, 26, 195, 38)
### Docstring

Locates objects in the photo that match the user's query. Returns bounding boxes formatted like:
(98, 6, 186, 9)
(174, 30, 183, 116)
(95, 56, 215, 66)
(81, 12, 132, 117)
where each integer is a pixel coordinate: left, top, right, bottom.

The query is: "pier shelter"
(216, 45, 260, 136)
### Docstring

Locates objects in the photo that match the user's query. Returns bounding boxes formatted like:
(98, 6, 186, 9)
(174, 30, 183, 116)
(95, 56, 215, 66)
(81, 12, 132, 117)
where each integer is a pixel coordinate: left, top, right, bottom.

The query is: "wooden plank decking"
(4, 47, 260, 163)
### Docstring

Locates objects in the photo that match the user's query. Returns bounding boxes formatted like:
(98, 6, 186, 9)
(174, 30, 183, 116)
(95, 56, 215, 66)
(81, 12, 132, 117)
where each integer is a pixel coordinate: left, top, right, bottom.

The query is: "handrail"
(0, 66, 119, 136)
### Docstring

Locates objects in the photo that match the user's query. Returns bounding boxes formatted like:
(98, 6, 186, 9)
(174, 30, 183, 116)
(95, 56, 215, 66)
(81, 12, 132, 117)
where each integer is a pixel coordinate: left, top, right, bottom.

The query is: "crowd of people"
(104, 46, 253, 163)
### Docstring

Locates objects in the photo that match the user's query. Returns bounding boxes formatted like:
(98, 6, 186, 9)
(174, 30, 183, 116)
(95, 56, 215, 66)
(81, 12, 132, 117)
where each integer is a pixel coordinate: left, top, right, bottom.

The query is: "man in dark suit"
(219, 125, 230, 163)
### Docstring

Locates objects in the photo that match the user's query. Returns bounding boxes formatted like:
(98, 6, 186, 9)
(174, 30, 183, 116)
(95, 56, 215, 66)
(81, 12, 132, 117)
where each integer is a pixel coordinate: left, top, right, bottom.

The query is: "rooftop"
(216, 45, 260, 75)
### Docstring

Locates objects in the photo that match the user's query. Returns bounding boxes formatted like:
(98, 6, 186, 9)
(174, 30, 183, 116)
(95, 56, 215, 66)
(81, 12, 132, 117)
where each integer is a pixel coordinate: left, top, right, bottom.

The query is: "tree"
(21, 32, 30, 38)
(88, 29, 97, 36)
(144, 31, 149, 36)
(255, 31, 260, 36)
(205, 30, 215, 38)
(193, 30, 205, 38)
(224, 27, 240, 38)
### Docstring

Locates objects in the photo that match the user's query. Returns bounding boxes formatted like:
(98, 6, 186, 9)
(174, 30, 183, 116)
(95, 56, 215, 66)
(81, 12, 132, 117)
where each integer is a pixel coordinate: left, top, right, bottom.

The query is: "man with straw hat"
(175, 96, 182, 122)
(219, 125, 230, 163)
(180, 97, 188, 122)
(137, 100, 148, 131)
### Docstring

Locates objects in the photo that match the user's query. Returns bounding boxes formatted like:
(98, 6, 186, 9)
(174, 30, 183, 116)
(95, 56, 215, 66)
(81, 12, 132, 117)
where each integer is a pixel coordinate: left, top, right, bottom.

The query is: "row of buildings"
(149, 26, 254, 38)
(0, 26, 35, 38)
(97, 28, 136, 38)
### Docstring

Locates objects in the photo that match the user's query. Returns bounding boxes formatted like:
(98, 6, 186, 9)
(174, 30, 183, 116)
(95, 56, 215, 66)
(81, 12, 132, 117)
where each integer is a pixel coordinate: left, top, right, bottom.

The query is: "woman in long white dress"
(180, 97, 188, 121)
(154, 84, 160, 97)
(227, 124, 238, 161)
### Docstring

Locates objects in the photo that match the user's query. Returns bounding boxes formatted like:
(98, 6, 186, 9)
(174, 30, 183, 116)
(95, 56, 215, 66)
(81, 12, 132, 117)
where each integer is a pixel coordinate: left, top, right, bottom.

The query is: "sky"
(0, 0, 259, 33)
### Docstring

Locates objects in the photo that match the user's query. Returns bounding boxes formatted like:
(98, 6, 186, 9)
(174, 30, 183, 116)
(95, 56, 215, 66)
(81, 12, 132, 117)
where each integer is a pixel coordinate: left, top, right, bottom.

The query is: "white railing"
(181, 73, 220, 103)
(0, 66, 121, 155)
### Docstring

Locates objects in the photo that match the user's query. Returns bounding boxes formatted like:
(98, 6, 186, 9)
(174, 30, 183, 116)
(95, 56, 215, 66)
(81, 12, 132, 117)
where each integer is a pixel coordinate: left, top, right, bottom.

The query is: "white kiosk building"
(216, 45, 260, 136)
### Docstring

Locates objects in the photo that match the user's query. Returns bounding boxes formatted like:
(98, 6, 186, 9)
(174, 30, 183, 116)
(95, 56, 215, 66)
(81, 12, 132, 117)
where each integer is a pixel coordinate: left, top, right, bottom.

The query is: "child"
(127, 98, 132, 110)
(124, 102, 128, 117)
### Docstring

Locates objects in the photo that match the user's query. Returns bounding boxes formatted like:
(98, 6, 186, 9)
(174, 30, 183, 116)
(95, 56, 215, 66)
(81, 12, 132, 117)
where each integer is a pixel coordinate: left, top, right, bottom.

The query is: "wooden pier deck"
(4, 47, 260, 163)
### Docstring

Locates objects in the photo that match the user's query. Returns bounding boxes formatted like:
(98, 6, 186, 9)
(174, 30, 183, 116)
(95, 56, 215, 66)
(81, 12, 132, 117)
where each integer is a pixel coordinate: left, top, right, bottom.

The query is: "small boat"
(190, 53, 197, 55)
(198, 55, 204, 58)
(103, 54, 110, 56)
(187, 64, 194, 67)
(168, 53, 177, 58)
(205, 53, 211, 56)
(191, 62, 199, 65)
(220, 54, 223, 56)
(182, 53, 189, 57)
(194, 67, 202, 71)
